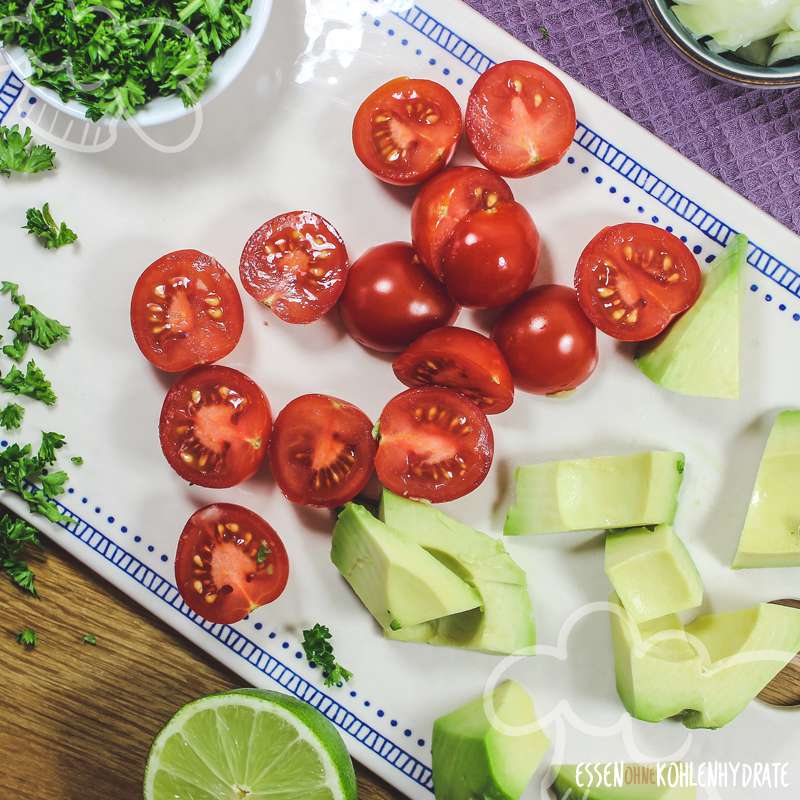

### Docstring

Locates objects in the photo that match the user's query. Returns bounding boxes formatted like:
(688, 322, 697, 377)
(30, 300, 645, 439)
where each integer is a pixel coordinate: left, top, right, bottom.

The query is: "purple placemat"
(464, 0, 800, 235)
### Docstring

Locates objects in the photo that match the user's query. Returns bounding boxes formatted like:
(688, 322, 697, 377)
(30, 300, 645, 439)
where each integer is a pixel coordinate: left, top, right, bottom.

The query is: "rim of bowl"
(1, 0, 273, 127)
(645, 0, 800, 88)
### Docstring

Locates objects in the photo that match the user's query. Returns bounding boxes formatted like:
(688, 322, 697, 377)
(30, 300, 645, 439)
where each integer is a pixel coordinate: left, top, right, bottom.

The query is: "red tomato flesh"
(493, 285, 598, 395)
(574, 223, 702, 342)
(466, 60, 576, 178)
(339, 242, 458, 352)
(240, 211, 349, 324)
(375, 387, 494, 503)
(353, 77, 463, 186)
(159, 365, 272, 488)
(175, 503, 289, 624)
(393, 327, 514, 414)
(130, 249, 243, 373)
(270, 394, 377, 508)
(411, 166, 514, 279)
(441, 201, 540, 308)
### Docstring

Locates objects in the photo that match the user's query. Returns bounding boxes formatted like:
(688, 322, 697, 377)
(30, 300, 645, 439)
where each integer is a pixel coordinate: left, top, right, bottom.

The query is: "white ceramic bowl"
(2, 0, 272, 127)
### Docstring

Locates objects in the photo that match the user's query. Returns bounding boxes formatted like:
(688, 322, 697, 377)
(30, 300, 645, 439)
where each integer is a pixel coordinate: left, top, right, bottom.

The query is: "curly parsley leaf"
(0, 402, 24, 430)
(1, 281, 70, 362)
(38, 431, 66, 465)
(0, 125, 55, 177)
(0, 437, 69, 522)
(301, 623, 352, 688)
(24, 203, 78, 250)
(41, 470, 68, 499)
(0, 361, 57, 405)
(70, 455, 83, 466)
(16, 627, 37, 648)
(0, 513, 42, 595)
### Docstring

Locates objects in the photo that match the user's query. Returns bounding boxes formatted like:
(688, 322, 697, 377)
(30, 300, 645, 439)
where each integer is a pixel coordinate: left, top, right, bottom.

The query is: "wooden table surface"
(0, 535, 403, 800)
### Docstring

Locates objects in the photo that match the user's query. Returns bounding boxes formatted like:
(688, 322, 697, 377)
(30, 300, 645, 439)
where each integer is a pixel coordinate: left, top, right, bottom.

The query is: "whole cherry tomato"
(339, 242, 458, 352)
(493, 284, 598, 395)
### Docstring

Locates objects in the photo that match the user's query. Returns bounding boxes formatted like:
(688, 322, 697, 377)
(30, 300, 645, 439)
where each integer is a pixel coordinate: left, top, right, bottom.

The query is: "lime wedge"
(144, 689, 357, 800)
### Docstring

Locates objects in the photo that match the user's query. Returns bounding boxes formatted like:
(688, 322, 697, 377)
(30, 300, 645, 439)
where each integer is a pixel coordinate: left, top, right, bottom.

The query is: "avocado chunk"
(331, 503, 481, 630)
(605, 525, 703, 623)
(379, 491, 536, 654)
(505, 451, 685, 536)
(610, 594, 800, 728)
(683, 602, 800, 728)
(553, 764, 696, 799)
(636, 234, 747, 399)
(387, 580, 536, 655)
(432, 680, 549, 800)
(610, 594, 703, 723)
(379, 490, 527, 585)
(733, 410, 800, 568)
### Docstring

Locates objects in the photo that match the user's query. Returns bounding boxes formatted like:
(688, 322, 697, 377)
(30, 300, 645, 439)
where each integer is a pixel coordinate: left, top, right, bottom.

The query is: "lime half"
(144, 688, 357, 800)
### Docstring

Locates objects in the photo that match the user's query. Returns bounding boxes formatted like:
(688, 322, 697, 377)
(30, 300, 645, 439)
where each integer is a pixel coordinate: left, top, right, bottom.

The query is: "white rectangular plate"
(2, 2, 799, 798)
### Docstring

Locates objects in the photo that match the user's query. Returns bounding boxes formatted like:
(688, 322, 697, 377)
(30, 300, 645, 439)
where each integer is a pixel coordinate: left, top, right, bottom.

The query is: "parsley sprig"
(1, 281, 70, 364)
(16, 627, 37, 647)
(0, 402, 24, 430)
(24, 203, 78, 250)
(0, 361, 57, 405)
(0, 125, 55, 177)
(301, 624, 353, 688)
(0, 514, 42, 595)
(0, 1, 253, 120)
(0, 433, 70, 522)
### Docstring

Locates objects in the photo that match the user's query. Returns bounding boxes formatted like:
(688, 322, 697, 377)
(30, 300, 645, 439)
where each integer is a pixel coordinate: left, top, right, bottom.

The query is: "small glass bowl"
(644, 0, 800, 89)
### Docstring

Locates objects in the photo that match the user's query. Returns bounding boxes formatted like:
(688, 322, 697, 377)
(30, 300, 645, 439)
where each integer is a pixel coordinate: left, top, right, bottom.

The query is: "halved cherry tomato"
(339, 242, 458, 352)
(574, 223, 702, 342)
(393, 327, 514, 414)
(270, 394, 377, 508)
(175, 503, 289, 624)
(466, 60, 576, 178)
(353, 77, 463, 186)
(130, 249, 243, 373)
(375, 387, 494, 503)
(493, 285, 598, 395)
(441, 201, 540, 308)
(159, 365, 272, 488)
(411, 166, 514, 278)
(239, 211, 349, 324)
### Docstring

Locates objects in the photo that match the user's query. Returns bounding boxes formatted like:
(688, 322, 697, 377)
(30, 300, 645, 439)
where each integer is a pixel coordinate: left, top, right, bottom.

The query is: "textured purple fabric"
(463, 0, 800, 235)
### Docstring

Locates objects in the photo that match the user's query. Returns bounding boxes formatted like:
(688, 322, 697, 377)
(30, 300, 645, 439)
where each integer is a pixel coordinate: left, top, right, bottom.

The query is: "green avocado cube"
(331, 503, 480, 630)
(683, 602, 800, 728)
(432, 680, 549, 800)
(605, 525, 703, 623)
(610, 594, 800, 729)
(505, 451, 685, 536)
(379, 491, 535, 654)
(386, 580, 536, 656)
(733, 410, 800, 568)
(609, 594, 703, 723)
(636, 234, 747, 399)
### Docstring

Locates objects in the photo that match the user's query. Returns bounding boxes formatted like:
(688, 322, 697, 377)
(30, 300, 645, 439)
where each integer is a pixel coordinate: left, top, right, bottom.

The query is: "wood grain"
(758, 599, 800, 707)
(0, 536, 403, 800)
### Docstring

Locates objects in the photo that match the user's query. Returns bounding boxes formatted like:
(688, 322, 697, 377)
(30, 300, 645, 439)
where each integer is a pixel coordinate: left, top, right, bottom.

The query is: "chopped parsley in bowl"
(0, 0, 271, 125)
